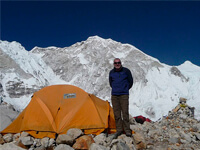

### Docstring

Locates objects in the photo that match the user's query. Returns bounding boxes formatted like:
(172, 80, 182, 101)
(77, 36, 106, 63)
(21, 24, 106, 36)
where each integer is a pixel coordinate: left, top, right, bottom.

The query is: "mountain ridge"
(0, 36, 200, 121)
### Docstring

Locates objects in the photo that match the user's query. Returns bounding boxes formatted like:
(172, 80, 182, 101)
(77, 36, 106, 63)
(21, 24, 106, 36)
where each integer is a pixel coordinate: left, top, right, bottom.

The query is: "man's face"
(114, 59, 121, 69)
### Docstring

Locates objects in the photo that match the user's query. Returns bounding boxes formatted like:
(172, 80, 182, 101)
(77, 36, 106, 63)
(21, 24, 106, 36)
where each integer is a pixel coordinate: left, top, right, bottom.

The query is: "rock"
(13, 133, 21, 141)
(56, 134, 74, 145)
(132, 133, 146, 150)
(20, 132, 29, 137)
(0, 134, 5, 144)
(54, 144, 74, 150)
(122, 136, 136, 150)
(180, 139, 187, 144)
(194, 123, 200, 132)
(135, 141, 146, 150)
(3, 133, 13, 143)
(48, 138, 55, 147)
(130, 125, 143, 133)
(170, 67, 182, 77)
(180, 131, 192, 143)
(89, 143, 109, 150)
(110, 139, 130, 150)
(15, 140, 29, 149)
(148, 129, 161, 138)
(194, 133, 200, 140)
(5, 79, 39, 98)
(67, 128, 83, 139)
(41, 137, 49, 148)
(20, 136, 34, 146)
(72, 135, 95, 149)
(34, 145, 46, 150)
(179, 114, 187, 119)
(168, 137, 180, 144)
(0, 142, 26, 150)
(93, 133, 107, 145)
(33, 138, 41, 147)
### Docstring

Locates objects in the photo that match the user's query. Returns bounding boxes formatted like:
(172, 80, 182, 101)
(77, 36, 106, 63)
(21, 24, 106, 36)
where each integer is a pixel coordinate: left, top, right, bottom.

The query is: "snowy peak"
(86, 35, 106, 41)
(179, 60, 200, 70)
(0, 40, 53, 85)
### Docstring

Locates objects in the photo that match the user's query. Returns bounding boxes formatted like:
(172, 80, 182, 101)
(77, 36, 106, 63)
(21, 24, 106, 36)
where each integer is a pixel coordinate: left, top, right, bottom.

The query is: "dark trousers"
(111, 95, 131, 134)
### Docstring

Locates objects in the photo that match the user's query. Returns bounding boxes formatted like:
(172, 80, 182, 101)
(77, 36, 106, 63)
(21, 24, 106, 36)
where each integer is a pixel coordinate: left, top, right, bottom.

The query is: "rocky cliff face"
(30, 36, 157, 98)
(0, 36, 200, 121)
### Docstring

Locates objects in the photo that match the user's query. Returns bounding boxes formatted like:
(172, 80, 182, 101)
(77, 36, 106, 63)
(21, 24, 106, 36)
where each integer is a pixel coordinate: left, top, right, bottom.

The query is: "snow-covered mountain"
(0, 36, 200, 121)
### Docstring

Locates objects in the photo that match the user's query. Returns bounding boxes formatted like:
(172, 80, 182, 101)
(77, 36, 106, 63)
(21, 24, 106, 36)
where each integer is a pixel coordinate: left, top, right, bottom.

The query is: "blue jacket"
(109, 67, 133, 95)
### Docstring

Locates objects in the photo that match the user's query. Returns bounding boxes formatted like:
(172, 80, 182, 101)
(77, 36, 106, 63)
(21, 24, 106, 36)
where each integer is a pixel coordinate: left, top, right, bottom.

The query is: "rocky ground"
(0, 98, 200, 150)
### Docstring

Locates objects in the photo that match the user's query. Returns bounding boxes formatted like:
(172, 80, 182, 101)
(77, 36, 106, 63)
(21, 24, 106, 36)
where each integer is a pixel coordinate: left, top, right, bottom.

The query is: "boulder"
(20, 132, 29, 137)
(93, 133, 107, 146)
(0, 134, 5, 145)
(33, 138, 41, 147)
(15, 140, 29, 149)
(194, 123, 200, 132)
(34, 145, 46, 150)
(168, 137, 180, 144)
(20, 136, 34, 146)
(122, 136, 135, 150)
(67, 128, 83, 139)
(48, 138, 55, 147)
(13, 133, 21, 141)
(132, 133, 146, 150)
(180, 131, 192, 143)
(89, 143, 108, 150)
(3, 133, 13, 143)
(194, 133, 200, 140)
(0, 142, 26, 150)
(41, 137, 49, 148)
(110, 139, 130, 150)
(56, 134, 74, 145)
(72, 135, 95, 149)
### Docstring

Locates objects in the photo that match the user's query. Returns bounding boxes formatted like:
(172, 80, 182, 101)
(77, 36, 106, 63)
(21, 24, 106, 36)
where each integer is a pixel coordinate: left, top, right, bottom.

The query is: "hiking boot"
(115, 131, 123, 137)
(111, 131, 123, 139)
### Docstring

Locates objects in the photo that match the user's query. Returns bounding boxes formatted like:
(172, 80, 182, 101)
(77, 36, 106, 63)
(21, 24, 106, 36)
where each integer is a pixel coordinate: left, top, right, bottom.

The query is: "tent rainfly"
(1, 85, 116, 138)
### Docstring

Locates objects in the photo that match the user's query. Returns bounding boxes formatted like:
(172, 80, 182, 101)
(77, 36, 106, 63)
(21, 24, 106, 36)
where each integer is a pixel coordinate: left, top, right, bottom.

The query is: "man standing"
(109, 58, 133, 137)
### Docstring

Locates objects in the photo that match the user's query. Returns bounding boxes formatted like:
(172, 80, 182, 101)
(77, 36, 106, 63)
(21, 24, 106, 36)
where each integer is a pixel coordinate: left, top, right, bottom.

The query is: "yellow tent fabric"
(1, 85, 116, 138)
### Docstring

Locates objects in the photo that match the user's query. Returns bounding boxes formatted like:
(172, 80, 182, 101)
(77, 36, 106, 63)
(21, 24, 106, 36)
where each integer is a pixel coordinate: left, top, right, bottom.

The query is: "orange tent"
(1, 85, 116, 138)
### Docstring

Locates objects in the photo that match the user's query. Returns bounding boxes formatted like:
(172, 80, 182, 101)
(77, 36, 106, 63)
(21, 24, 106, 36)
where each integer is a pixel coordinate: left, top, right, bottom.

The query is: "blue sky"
(1, 1, 200, 66)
